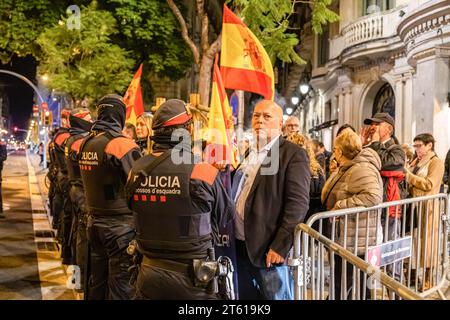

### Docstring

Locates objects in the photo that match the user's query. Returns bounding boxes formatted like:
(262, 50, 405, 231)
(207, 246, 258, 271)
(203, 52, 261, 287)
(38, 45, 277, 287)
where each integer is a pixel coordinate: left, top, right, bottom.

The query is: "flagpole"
(237, 90, 245, 133)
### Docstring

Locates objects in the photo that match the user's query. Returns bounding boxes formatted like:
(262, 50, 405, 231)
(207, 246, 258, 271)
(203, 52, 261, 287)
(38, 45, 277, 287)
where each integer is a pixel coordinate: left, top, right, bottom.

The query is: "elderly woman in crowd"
(135, 112, 153, 155)
(405, 133, 444, 291)
(321, 129, 383, 299)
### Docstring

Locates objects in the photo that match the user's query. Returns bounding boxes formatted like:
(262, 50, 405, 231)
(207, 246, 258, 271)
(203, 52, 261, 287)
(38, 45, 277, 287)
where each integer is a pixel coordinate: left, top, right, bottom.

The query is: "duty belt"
(142, 256, 192, 275)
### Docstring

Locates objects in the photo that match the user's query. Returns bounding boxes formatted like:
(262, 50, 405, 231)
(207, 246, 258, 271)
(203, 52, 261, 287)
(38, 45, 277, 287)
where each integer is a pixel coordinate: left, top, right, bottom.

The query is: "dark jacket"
(366, 137, 407, 201)
(236, 138, 310, 268)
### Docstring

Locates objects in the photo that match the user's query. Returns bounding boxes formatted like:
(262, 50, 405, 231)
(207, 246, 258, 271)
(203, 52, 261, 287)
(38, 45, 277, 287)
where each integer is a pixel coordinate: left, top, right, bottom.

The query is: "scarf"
(380, 170, 406, 218)
(151, 135, 191, 152)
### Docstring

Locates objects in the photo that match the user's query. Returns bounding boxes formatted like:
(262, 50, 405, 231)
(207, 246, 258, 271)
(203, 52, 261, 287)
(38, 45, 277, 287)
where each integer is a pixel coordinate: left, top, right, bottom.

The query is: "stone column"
(337, 90, 344, 127)
(412, 47, 450, 158)
(394, 76, 404, 142)
(403, 73, 414, 144)
(343, 87, 353, 126)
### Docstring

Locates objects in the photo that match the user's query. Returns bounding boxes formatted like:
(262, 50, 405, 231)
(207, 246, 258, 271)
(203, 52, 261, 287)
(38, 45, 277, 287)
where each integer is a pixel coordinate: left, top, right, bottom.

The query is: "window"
(363, 0, 395, 15)
(373, 83, 395, 118)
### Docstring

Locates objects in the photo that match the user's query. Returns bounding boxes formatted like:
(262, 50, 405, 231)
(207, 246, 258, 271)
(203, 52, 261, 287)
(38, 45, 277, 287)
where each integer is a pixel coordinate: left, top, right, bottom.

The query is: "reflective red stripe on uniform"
(104, 137, 139, 160)
(71, 139, 83, 154)
(55, 132, 70, 146)
(190, 163, 218, 185)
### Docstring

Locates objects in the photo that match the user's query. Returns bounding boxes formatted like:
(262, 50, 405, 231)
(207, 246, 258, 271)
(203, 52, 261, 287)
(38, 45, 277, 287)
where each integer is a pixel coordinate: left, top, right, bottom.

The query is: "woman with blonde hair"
(135, 112, 153, 155)
(321, 129, 383, 299)
(287, 132, 325, 221)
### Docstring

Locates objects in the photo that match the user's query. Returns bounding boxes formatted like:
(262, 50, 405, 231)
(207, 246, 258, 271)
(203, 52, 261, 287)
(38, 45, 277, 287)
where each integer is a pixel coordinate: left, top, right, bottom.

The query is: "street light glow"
(41, 74, 49, 82)
(291, 96, 299, 105)
(286, 107, 293, 115)
(299, 83, 310, 95)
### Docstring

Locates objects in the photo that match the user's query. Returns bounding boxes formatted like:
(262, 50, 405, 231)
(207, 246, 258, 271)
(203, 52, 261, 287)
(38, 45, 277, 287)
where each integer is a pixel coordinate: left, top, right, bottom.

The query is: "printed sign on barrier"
(366, 236, 412, 267)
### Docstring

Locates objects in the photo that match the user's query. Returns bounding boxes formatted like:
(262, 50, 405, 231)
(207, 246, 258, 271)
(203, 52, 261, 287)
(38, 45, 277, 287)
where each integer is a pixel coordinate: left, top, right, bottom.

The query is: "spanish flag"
(123, 63, 144, 126)
(205, 55, 237, 167)
(220, 4, 274, 100)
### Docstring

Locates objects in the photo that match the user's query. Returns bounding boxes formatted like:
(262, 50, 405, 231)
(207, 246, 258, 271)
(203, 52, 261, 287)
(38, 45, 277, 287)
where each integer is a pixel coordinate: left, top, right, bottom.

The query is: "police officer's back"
(50, 110, 73, 264)
(64, 108, 93, 293)
(79, 94, 141, 300)
(126, 99, 235, 300)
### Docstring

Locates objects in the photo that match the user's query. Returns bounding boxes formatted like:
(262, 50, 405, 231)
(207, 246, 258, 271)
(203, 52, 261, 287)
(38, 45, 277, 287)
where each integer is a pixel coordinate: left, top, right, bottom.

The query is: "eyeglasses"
(413, 144, 424, 148)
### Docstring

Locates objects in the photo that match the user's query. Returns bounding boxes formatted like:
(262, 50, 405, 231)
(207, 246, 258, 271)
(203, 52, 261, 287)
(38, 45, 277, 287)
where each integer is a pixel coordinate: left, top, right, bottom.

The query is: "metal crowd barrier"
(289, 194, 450, 300)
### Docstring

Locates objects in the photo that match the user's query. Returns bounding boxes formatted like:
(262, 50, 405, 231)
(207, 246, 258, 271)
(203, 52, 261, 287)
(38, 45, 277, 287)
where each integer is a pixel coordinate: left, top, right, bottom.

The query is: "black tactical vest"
(79, 132, 131, 216)
(65, 133, 88, 185)
(52, 128, 70, 173)
(129, 154, 213, 260)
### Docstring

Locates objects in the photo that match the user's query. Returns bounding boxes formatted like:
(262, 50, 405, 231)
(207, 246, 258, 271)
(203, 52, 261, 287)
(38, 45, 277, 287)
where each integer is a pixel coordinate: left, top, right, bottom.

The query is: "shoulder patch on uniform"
(55, 132, 70, 146)
(191, 163, 218, 185)
(71, 138, 83, 154)
(104, 137, 139, 160)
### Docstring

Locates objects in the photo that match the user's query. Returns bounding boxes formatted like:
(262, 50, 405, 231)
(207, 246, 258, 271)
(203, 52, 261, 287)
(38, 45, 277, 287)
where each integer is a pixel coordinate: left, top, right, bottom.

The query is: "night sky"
(0, 55, 36, 135)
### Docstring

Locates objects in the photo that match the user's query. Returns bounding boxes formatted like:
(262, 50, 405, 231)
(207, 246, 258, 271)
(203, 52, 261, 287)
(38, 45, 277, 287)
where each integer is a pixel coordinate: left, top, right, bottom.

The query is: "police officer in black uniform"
(49, 109, 74, 264)
(79, 94, 141, 300)
(126, 99, 235, 300)
(64, 108, 93, 292)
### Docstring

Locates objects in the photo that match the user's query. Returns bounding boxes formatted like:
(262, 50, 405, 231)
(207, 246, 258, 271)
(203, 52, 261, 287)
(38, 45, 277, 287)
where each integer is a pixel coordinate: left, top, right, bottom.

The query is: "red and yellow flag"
(205, 55, 237, 167)
(123, 63, 144, 126)
(220, 4, 274, 100)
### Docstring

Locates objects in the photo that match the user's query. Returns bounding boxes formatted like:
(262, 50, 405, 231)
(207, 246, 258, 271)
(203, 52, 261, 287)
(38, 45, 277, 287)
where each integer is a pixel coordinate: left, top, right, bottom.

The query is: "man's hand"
(360, 127, 371, 145)
(266, 248, 284, 268)
(371, 125, 380, 142)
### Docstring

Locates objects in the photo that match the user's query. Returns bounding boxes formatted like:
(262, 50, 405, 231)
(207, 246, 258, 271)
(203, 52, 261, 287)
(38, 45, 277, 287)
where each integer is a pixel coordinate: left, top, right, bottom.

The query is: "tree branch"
(196, 0, 209, 55)
(206, 33, 221, 60)
(166, 0, 200, 65)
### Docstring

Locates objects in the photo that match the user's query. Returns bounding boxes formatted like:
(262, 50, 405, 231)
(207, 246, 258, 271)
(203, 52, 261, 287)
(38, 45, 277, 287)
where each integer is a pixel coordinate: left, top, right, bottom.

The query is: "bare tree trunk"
(198, 34, 221, 108)
(166, 0, 200, 65)
(198, 55, 213, 108)
(167, 0, 221, 108)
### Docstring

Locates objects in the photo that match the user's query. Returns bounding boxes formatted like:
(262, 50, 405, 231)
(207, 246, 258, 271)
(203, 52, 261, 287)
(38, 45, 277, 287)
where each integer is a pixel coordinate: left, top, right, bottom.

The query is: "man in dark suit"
(232, 100, 310, 299)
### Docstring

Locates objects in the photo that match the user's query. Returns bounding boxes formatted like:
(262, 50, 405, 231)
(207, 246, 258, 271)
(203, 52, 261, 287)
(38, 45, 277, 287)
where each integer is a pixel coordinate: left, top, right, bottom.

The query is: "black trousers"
(69, 184, 88, 290)
(135, 261, 219, 300)
(86, 214, 135, 300)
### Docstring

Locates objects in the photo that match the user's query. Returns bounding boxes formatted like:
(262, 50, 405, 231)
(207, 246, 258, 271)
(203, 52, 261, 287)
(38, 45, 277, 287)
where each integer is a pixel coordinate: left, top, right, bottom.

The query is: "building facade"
(296, 0, 450, 158)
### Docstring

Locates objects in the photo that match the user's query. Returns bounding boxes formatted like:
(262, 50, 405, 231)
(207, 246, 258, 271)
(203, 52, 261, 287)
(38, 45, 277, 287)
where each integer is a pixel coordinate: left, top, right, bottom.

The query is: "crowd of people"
(44, 93, 447, 300)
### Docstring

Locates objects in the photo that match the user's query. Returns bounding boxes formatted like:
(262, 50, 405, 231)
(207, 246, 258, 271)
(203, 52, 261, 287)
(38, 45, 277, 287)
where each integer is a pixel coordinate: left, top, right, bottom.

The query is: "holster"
(192, 254, 235, 300)
(192, 259, 218, 291)
(126, 239, 142, 286)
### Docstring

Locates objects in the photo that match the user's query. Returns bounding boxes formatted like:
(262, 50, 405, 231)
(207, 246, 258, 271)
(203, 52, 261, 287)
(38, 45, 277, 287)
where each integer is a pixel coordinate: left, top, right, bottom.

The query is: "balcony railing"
(330, 6, 406, 60)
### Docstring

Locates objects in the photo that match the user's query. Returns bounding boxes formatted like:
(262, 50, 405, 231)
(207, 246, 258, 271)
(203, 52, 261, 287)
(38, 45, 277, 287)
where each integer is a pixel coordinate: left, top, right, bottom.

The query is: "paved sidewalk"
(26, 150, 79, 300)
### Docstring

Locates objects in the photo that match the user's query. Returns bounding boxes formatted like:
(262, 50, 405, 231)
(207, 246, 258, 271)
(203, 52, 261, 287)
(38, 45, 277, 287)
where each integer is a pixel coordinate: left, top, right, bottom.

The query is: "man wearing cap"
(79, 94, 141, 300)
(362, 112, 406, 286)
(64, 108, 93, 294)
(48, 108, 74, 264)
(126, 99, 235, 299)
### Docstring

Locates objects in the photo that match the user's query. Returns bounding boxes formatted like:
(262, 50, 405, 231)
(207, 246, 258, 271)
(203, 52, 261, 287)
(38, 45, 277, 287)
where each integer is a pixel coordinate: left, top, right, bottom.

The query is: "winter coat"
(406, 151, 444, 268)
(367, 138, 407, 204)
(321, 148, 383, 255)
